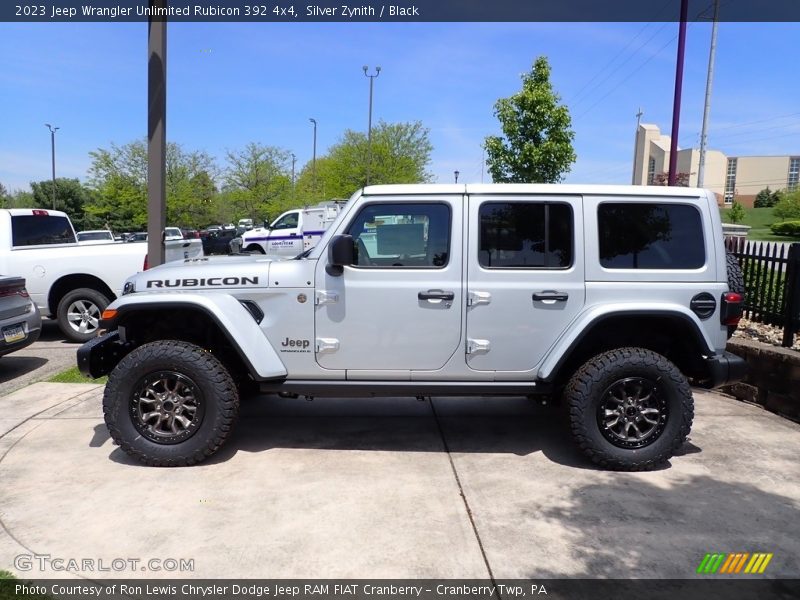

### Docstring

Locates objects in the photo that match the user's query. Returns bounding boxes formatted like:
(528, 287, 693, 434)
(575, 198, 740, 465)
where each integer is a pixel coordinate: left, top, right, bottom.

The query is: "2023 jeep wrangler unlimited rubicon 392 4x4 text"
(78, 184, 747, 471)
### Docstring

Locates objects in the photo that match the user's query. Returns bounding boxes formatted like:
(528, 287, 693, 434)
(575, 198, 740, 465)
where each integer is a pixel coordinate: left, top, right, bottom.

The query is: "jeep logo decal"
(146, 276, 259, 288)
(281, 337, 310, 349)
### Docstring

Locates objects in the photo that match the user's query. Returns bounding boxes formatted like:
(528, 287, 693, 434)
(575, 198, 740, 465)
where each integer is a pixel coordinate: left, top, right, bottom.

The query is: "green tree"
(773, 189, 800, 221)
(754, 187, 773, 208)
(728, 200, 746, 224)
(295, 121, 433, 202)
(85, 140, 219, 230)
(30, 178, 93, 223)
(223, 143, 292, 221)
(484, 56, 576, 183)
(0, 182, 9, 207)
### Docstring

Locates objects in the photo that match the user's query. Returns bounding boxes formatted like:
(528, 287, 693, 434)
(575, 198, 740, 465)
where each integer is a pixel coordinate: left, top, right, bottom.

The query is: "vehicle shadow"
(37, 319, 78, 344)
(194, 395, 695, 471)
(0, 356, 48, 385)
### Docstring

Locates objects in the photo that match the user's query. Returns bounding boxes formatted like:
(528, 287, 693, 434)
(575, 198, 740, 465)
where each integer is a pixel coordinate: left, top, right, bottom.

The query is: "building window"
(789, 157, 800, 191)
(647, 157, 656, 185)
(724, 158, 737, 204)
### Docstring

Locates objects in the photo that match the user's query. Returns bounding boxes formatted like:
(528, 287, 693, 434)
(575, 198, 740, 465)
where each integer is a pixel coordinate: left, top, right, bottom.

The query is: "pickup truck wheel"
(246, 244, 265, 254)
(103, 340, 239, 467)
(564, 347, 694, 471)
(56, 288, 109, 342)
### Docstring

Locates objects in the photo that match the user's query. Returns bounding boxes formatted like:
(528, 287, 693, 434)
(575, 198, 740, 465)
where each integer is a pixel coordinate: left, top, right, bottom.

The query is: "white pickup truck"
(0, 209, 203, 342)
(237, 201, 346, 257)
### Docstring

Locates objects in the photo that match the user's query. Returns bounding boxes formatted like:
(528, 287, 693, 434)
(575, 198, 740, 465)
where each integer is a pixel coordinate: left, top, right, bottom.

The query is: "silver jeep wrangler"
(78, 184, 746, 470)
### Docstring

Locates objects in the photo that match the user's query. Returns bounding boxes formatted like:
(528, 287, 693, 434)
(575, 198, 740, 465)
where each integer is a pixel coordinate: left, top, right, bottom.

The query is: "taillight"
(721, 292, 744, 327)
(0, 286, 28, 298)
(143, 255, 149, 271)
(18, 287, 29, 298)
(32, 209, 49, 216)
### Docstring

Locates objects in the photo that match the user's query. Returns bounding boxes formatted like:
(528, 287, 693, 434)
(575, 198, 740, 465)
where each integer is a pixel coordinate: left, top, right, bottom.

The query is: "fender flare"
(105, 293, 287, 380)
(538, 305, 717, 383)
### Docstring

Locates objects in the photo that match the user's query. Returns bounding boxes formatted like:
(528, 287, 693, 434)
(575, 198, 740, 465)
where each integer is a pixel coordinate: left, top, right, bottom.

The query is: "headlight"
(122, 281, 136, 295)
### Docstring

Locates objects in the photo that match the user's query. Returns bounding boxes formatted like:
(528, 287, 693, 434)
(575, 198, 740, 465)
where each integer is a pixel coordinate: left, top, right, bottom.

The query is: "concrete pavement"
(0, 384, 798, 579)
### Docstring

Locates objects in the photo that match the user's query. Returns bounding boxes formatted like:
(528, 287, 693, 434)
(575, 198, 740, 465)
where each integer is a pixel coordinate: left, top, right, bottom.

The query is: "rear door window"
(11, 215, 76, 246)
(598, 203, 705, 269)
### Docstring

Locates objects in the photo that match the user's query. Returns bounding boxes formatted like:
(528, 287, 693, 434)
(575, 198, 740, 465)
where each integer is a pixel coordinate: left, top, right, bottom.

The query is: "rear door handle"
(532, 291, 569, 302)
(419, 289, 455, 301)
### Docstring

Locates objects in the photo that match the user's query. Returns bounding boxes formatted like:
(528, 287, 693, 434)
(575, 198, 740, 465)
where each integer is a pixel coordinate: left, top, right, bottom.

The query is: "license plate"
(2, 324, 26, 344)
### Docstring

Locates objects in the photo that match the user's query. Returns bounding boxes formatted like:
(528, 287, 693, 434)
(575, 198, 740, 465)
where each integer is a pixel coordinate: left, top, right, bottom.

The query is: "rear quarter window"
(598, 203, 705, 269)
(11, 215, 76, 247)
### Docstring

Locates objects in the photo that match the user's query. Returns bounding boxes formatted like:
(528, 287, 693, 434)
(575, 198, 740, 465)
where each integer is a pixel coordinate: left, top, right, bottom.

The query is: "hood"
(127, 255, 273, 292)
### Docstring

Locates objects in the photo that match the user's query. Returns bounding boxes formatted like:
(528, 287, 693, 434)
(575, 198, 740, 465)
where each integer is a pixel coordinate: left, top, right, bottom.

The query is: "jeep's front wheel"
(564, 347, 693, 471)
(103, 340, 239, 466)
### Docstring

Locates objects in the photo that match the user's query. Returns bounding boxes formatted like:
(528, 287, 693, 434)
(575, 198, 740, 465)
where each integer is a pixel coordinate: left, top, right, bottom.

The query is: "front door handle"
(532, 291, 569, 302)
(419, 289, 455, 301)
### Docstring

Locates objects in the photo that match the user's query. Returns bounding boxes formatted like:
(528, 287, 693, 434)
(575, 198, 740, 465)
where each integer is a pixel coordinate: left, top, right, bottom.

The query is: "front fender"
(103, 292, 287, 380)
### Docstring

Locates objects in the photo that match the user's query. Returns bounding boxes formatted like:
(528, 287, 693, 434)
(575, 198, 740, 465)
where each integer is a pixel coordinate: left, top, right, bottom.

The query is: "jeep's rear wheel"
(103, 340, 239, 466)
(564, 347, 693, 471)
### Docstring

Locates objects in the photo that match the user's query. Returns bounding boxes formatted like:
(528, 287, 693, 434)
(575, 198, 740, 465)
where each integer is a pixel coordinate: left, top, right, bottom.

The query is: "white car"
(77, 230, 115, 245)
(164, 227, 184, 241)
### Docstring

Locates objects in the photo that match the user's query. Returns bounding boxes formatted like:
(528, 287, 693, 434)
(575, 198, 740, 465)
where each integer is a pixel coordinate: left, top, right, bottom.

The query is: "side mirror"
(263, 220, 270, 230)
(326, 234, 354, 276)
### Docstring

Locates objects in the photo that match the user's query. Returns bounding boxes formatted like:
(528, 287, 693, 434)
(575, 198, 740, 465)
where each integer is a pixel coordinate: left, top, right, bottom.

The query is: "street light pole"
(631, 107, 643, 185)
(698, 0, 720, 188)
(454, 170, 460, 183)
(45, 124, 59, 209)
(291, 152, 297, 202)
(363, 65, 381, 186)
(309, 118, 317, 199)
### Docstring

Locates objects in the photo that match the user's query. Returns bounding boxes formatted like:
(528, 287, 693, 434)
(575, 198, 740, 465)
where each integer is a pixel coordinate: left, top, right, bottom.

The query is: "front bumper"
(77, 331, 129, 378)
(703, 351, 748, 388)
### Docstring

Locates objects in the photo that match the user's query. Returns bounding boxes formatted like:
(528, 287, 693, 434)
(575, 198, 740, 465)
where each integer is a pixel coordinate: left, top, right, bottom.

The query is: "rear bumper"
(703, 351, 748, 388)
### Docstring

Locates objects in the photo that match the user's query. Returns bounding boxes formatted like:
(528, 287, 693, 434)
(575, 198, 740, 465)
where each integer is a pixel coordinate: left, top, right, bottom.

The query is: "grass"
(0, 572, 13, 580)
(47, 366, 107, 384)
(719, 206, 800, 242)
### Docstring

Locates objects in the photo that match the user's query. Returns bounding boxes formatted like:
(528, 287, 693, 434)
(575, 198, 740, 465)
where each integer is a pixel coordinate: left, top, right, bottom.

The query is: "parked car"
(77, 230, 115, 245)
(125, 232, 148, 243)
(164, 227, 184, 241)
(202, 228, 238, 255)
(0, 275, 41, 357)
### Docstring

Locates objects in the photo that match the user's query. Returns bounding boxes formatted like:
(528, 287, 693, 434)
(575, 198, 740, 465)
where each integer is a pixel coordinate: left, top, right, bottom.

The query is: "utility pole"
(631, 108, 643, 185)
(698, 0, 720, 188)
(309, 118, 317, 199)
(45, 124, 59, 209)
(291, 152, 297, 202)
(363, 65, 381, 185)
(147, 0, 167, 267)
(668, 0, 689, 186)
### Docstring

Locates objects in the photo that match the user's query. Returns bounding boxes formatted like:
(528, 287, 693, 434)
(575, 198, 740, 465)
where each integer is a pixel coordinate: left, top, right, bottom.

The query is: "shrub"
(773, 190, 800, 221)
(728, 200, 746, 223)
(770, 220, 800, 237)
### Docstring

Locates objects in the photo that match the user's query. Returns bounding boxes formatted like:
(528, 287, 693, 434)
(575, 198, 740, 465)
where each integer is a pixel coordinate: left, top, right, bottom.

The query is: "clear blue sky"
(1, 21, 798, 192)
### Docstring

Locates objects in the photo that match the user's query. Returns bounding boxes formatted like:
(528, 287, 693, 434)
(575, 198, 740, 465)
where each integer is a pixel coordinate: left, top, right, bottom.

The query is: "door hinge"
(315, 291, 339, 306)
(316, 338, 340, 353)
(467, 291, 491, 307)
(466, 338, 491, 355)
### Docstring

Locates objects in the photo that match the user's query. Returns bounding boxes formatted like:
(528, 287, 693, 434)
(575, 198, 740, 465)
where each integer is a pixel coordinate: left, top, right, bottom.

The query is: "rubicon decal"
(696, 552, 774, 574)
(146, 277, 259, 288)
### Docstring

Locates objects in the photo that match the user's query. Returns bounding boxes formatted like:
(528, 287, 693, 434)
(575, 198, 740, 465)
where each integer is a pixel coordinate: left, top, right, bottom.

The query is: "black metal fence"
(725, 238, 800, 347)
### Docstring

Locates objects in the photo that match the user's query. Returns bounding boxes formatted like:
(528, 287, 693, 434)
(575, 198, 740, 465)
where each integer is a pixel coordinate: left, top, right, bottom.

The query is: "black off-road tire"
(56, 287, 110, 342)
(103, 340, 239, 467)
(726, 252, 745, 336)
(564, 347, 694, 471)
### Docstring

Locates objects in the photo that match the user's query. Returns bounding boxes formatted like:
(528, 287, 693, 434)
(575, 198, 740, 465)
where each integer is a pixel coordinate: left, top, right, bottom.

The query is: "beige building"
(632, 123, 799, 207)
